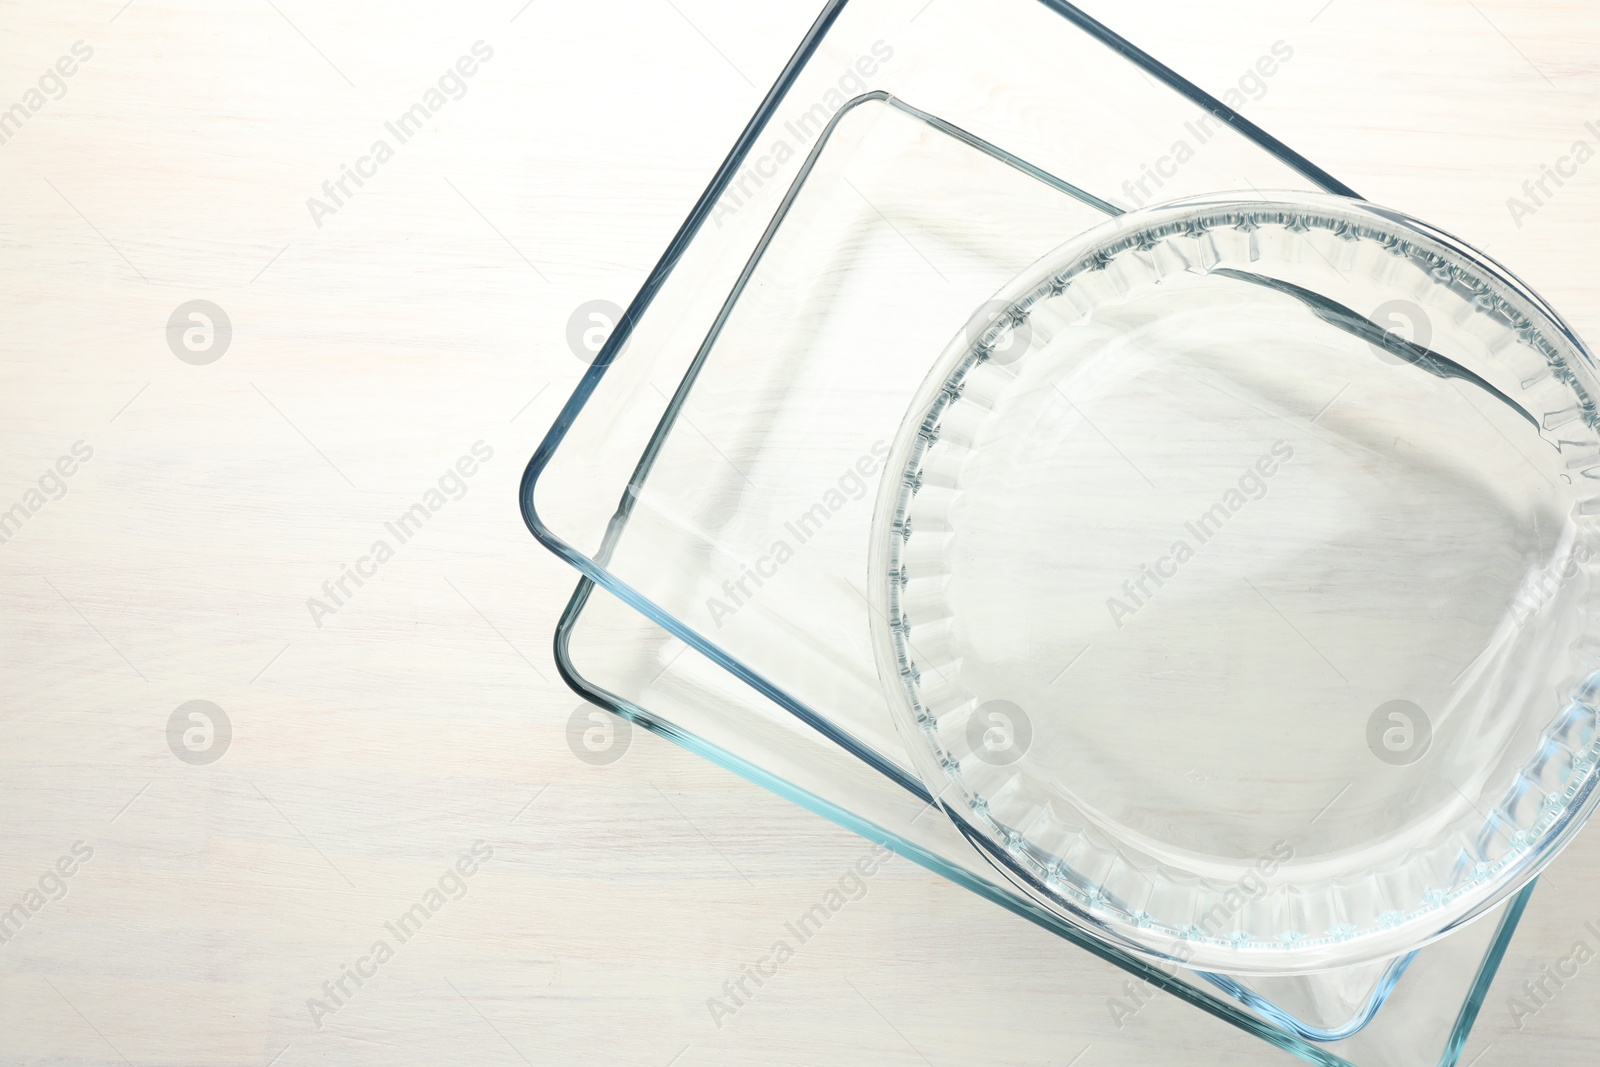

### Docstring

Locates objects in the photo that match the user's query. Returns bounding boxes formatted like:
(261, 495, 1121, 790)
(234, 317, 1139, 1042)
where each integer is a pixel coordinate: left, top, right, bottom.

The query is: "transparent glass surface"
(555, 576, 1535, 1066)
(530, 0, 1347, 569)
(518, 0, 1599, 1056)
(870, 192, 1600, 973)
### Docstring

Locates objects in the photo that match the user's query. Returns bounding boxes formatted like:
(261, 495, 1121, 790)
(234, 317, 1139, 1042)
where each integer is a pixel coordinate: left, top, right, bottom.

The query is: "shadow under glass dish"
(870, 192, 1600, 975)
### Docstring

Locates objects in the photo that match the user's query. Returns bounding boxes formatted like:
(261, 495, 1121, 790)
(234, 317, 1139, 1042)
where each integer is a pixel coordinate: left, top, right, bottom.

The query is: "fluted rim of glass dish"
(868, 189, 1600, 974)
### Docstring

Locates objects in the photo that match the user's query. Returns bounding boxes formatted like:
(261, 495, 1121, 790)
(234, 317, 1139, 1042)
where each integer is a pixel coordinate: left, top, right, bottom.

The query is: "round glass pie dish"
(868, 191, 1600, 974)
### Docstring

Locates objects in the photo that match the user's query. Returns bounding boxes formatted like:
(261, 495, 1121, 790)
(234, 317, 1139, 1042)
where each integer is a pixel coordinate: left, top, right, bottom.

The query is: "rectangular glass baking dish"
(518, 0, 1587, 1060)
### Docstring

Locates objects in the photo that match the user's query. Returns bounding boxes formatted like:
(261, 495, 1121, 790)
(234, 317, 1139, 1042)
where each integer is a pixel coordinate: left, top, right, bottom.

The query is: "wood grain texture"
(0, 1, 1596, 1064)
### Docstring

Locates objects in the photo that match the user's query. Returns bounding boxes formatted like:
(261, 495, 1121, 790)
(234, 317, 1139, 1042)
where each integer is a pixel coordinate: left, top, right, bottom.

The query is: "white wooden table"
(1, 1, 1596, 1064)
